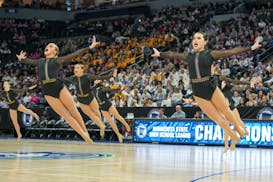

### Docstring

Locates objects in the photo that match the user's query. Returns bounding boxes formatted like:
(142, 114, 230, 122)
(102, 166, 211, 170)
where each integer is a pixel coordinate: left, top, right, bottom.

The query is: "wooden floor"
(0, 139, 272, 182)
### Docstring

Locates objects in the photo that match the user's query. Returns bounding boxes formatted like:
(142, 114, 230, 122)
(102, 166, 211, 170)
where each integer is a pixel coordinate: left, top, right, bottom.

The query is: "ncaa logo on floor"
(0, 152, 112, 160)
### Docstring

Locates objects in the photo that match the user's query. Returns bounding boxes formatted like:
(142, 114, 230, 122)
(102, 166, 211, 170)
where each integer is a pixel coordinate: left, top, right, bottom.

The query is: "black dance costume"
(161, 47, 250, 100)
(0, 89, 26, 110)
(214, 74, 248, 110)
(65, 74, 111, 105)
(21, 47, 90, 98)
(94, 84, 119, 111)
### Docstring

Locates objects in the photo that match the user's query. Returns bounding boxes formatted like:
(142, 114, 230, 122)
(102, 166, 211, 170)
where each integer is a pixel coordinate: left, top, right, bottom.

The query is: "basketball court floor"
(0, 139, 272, 182)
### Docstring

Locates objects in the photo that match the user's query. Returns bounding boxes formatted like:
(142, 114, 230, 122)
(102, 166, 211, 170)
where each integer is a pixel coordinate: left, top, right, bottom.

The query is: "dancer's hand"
(89, 36, 100, 49)
(251, 37, 262, 51)
(113, 68, 118, 78)
(151, 48, 160, 57)
(16, 51, 27, 61)
(28, 84, 37, 90)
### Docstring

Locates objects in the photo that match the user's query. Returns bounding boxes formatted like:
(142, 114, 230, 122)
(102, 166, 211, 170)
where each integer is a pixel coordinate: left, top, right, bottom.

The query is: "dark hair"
(192, 32, 210, 49)
(193, 32, 208, 41)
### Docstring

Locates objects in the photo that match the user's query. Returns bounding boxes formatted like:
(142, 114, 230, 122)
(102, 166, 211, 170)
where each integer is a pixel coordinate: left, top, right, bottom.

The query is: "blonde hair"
(48, 43, 59, 57)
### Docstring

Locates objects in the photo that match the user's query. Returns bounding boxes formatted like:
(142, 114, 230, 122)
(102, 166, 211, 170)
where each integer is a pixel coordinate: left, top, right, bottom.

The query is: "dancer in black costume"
(94, 80, 131, 143)
(64, 63, 117, 138)
(152, 32, 261, 148)
(212, 65, 257, 152)
(0, 81, 39, 141)
(16, 36, 100, 144)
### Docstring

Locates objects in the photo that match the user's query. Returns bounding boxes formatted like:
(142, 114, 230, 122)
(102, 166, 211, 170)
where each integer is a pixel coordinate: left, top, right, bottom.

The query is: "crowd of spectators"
(0, 2, 272, 112)
(1, 0, 148, 10)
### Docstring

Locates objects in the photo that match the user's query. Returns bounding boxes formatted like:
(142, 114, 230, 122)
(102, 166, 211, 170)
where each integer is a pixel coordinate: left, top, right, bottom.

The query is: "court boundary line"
(190, 166, 273, 182)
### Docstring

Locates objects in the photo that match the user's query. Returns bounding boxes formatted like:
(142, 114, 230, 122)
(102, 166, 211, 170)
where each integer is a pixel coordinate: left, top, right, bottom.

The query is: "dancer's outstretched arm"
(100, 83, 125, 93)
(88, 69, 117, 80)
(151, 48, 187, 60)
(220, 76, 249, 85)
(88, 74, 112, 80)
(100, 86, 119, 93)
(211, 37, 261, 60)
(58, 36, 100, 64)
(13, 84, 38, 93)
(16, 51, 39, 65)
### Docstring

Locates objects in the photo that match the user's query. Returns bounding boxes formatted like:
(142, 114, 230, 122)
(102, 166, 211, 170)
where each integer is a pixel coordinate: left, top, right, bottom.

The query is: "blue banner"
(133, 119, 273, 147)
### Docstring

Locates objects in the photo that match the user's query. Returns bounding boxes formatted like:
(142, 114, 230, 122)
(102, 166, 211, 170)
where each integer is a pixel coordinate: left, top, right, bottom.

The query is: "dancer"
(0, 81, 40, 141)
(16, 36, 100, 144)
(64, 63, 117, 138)
(94, 80, 131, 143)
(152, 32, 261, 147)
(212, 65, 257, 152)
